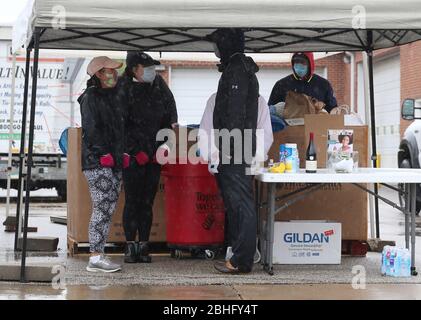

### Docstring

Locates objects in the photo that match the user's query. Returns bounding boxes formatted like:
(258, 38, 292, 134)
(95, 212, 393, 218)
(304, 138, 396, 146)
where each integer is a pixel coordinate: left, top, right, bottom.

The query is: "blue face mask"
(142, 66, 156, 83)
(293, 63, 308, 78)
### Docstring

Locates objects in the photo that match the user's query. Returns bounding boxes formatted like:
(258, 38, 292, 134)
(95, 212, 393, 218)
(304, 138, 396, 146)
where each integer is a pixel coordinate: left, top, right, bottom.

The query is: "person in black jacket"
(78, 56, 125, 273)
(268, 52, 337, 113)
(116, 52, 178, 263)
(205, 28, 259, 274)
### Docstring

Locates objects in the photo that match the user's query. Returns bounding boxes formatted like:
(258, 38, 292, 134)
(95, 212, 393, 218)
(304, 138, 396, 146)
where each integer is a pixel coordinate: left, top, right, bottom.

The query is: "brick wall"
(400, 42, 421, 137)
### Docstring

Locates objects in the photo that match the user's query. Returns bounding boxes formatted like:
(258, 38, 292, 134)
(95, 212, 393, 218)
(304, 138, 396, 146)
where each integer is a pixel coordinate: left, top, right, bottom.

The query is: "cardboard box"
(262, 115, 368, 241)
(273, 221, 342, 264)
(67, 128, 166, 243)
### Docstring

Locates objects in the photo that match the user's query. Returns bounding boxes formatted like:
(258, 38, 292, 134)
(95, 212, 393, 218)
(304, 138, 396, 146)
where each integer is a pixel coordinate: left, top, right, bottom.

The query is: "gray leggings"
(84, 167, 122, 253)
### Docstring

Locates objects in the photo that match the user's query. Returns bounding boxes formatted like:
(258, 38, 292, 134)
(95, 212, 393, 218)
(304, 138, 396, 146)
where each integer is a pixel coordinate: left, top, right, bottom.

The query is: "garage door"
(357, 55, 400, 168)
(171, 67, 326, 125)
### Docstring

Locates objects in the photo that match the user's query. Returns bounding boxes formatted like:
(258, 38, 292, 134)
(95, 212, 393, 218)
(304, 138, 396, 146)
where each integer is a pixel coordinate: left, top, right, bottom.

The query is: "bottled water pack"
(381, 246, 411, 277)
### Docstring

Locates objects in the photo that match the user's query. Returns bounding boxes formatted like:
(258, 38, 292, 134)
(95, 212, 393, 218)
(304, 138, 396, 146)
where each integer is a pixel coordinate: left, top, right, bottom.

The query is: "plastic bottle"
(279, 144, 286, 163)
(285, 143, 298, 173)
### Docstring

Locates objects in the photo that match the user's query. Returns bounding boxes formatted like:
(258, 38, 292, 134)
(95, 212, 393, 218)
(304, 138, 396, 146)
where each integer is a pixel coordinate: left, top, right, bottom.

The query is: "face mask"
(141, 66, 156, 83)
(103, 71, 117, 88)
(213, 43, 221, 58)
(293, 63, 308, 78)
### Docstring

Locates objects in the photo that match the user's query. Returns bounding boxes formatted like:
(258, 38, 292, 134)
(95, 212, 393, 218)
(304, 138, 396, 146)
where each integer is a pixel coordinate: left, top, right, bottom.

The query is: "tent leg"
(5, 53, 17, 223)
(20, 29, 41, 282)
(367, 33, 380, 239)
(14, 48, 31, 251)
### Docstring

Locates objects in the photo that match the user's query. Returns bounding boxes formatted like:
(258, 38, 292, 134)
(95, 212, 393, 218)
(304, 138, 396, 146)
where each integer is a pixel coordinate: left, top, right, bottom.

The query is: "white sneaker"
(86, 255, 122, 273)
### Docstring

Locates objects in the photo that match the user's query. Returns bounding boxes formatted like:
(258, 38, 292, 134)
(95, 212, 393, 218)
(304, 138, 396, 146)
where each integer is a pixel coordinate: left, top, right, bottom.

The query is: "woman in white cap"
(78, 56, 127, 273)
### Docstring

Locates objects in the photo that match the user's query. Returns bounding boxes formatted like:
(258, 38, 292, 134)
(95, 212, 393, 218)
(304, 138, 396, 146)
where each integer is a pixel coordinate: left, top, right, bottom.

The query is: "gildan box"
(67, 127, 166, 244)
(273, 221, 342, 264)
(263, 114, 368, 241)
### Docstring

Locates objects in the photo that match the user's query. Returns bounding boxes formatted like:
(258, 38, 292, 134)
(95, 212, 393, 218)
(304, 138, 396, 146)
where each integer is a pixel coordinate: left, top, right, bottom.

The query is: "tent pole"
(14, 48, 31, 251)
(20, 28, 41, 282)
(362, 52, 376, 239)
(367, 31, 380, 239)
(5, 53, 17, 222)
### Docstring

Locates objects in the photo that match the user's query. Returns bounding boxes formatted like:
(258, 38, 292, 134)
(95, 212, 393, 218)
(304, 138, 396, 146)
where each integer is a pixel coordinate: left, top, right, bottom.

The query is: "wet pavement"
(0, 186, 421, 299)
(1, 282, 421, 300)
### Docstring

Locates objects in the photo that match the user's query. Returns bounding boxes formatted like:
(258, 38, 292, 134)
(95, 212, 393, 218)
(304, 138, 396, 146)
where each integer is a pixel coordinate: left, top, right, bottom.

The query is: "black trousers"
(216, 165, 257, 271)
(123, 161, 161, 242)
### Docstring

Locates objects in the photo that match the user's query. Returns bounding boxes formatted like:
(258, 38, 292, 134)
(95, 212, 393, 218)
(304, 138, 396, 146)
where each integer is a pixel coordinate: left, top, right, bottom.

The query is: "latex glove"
(135, 151, 149, 166)
(208, 162, 219, 175)
(152, 145, 170, 164)
(269, 102, 285, 117)
(100, 153, 115, 168)
(122, 153, 130, 169)
(249, 156, 262, 175)
(208, 152, 219, 175)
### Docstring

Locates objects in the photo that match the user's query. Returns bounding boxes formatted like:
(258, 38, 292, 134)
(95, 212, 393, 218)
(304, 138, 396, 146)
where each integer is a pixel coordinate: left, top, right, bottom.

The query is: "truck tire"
(56, 182, 67, 202)
(399, 158, 420, 215)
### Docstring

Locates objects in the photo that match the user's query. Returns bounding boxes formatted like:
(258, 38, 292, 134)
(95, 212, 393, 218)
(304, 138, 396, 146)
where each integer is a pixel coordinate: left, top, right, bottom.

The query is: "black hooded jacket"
(268, 52, 337, 112)
(116, 74, 177, 158)
(78, 86, 125, 171)
(214, 53, 259, 166)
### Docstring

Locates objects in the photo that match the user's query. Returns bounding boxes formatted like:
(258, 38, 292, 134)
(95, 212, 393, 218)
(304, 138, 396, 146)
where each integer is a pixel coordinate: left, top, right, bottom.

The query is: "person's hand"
(122, 153, 130, 169)
(100, 153, 115, 168)
(152, 146, 169, 164)
(208, 152, 219, 175)
(135, 151, 149, 166)
(171, 123, 179, 129)
(208, 162, 219, 175)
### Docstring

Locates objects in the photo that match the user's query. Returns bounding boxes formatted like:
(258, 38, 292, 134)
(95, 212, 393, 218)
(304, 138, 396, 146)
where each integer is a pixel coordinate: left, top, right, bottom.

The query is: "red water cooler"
(162, 161, 225, 259)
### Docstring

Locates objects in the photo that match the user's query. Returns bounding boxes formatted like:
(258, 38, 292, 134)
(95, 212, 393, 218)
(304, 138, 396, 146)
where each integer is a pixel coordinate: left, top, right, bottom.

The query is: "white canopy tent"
(11, 0, 421, 281)
(13, 0, 421, 53)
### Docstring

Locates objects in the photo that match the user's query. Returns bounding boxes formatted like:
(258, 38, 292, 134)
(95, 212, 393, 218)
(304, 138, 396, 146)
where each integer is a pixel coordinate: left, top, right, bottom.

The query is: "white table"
(256, 168, 421, 275)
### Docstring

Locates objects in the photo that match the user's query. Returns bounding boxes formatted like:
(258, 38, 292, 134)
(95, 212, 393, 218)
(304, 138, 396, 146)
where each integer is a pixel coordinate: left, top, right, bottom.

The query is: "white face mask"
(141, 66, 156, 83)
(212, 43, 221, 58)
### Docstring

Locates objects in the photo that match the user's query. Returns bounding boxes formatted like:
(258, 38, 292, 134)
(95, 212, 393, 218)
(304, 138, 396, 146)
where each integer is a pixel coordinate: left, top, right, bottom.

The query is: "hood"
(291, 52, 315, 81)
(77, 88, 88, 105)
(206, 28, 245, 66)
(240, 55, 259, 75)
(217, 53, 259, 74)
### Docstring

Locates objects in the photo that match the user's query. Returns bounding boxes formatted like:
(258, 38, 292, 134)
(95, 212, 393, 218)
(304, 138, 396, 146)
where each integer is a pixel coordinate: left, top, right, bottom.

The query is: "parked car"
(398, 98, 421, 215)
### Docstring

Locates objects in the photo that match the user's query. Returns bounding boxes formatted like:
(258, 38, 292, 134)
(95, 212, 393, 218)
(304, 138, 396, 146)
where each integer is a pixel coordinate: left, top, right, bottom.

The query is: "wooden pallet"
(67, 236, 168, 256)
(341, 240, 368, 256)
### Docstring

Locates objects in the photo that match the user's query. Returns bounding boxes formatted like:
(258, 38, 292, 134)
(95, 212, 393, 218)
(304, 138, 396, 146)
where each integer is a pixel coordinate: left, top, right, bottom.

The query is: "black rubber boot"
(124, 242, 137, 263)
(137, 242, 152, 263)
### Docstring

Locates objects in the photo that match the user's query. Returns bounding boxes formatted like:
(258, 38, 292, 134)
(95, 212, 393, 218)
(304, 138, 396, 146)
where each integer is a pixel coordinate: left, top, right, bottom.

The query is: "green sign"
(0, 133, 22, 140)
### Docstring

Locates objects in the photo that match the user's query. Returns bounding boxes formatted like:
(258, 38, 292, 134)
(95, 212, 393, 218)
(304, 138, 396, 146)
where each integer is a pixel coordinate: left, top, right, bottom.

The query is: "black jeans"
(216, 165, 257, 271)
(123, 160, 161, 242)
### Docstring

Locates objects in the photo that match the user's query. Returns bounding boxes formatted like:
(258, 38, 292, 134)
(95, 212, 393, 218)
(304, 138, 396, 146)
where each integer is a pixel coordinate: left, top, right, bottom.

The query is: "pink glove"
(100, 153, 115, 168)
(123, 153, 130, 169)
(135, 151, 149, 166)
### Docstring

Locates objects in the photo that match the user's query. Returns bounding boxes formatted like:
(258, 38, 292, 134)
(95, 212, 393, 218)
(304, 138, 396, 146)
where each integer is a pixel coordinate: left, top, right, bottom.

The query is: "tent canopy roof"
(12, 0, 421, 53)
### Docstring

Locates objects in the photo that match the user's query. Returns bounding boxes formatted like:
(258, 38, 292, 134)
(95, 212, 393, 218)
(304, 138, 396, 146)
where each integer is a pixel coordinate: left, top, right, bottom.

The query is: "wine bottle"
(306, 132, 317, 173)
